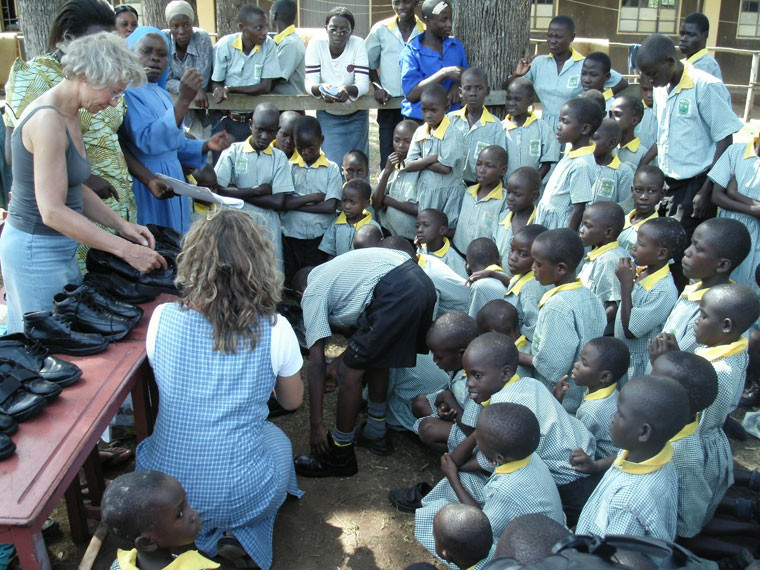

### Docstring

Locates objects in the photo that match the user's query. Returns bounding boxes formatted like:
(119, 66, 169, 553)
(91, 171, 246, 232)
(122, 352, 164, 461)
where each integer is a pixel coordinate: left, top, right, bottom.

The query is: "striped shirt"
(281, 152, 342, 239)
(670, 419, 711, 538)
(448, 106, 508, 184)
(453, 183, 508, 253)
(318, 210, 381, 257)
(365, 15, 425, 98)
(304, 35, 369, 113)
(536, 144, 596, 230)
(635, 105, 657, 151)
(687, 49, 723, 81)
(503, 113, 560, 177)
(577, 383, 619, 460)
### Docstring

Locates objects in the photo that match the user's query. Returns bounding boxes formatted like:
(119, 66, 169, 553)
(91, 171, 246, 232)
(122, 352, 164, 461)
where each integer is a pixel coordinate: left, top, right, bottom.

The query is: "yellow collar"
(567, 142, 595, 158)
(415, 115, 451, 141)
(430, 237, 451, 258)
(674, 64, 695, 94)
(687, 48, 710, 64)
(539, 280, 583, 308)
(499, 206, 536, 232)
(680, 281, 710, 301)
(485, 264, 504, 272)
(515, 335, 528, 351)
(231, 33, 261, 53)
(336, 209, 372, 228)
(466, 561, 486, 570)
(417, 253, 427, 268)
(288, 148, 302, 164)
(503, 112, 538, 130)
(507, 271, 535, 296)
(603, 88, 614, 101)
(549, 47, 584, 62)
(624, 209, 658, 230)
(242, 137, 274, 154)
(606, 154, 621, 170)
(293, 150, 330, 168)
(273, 25, 296, 44)
(696, 336, 749, 362)
(467, 182, 504, 202)
(745, 141, 757, 159)
(639, 264, 670, 291)
(621, 137, 641, 152)
(482, 374, 521, 406)
(493, 455, 532, 474)
(116, 549, 219, 570)
(670, 416, 699, 442)
(642, 99, 649, 109)
(452, 105, 498, 127)
(385, 14, 426, 33)
(614, 443, 673, 475)
(586, 241, 620, 261)
(585, 382, 617, 401)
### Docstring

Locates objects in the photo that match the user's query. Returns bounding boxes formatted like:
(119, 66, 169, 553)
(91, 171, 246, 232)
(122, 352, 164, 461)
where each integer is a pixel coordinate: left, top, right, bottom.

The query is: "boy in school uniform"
(374, 120, 420, 240)
(636, 34, 741, 238)
(610, 95, 647, 169)
(416, 208, 468, 278)
(492, 167, 540, 269)
(432, 505, 493, 570)
(502, 78, 560, 180)
(466, 238, 509, 318)
(417, 251, 471, 319)
(520, 228, 606, 412)
(535, 97, 603, 231)
(634, 75, 657, 152)
(214, 103, 294, 273)
(319, 179, 380, 259)
(614, 217, 686, 380)
(575, 375, 691, 540)
(448, 68, 507, 187)
(578, 201, 630, 328)
(618, 164, 665, 254)
(581, 51, 616, 113)
(281, 116, 342, 282)
(476, 300, 532, 380)
(274, 110, 301, 161)
(504, 225, 549, 343)
(405, 84, 467, 229)
(399, 0, 468, 121)
(679, 12, 723, 81)
(365, 0, 425, 168)
(591, 119, 635, 210)
(453, 145, 508, 253)
(211, 4, 282, 143)
(353, 224, 383, 249)
(269, 0, 305, 94)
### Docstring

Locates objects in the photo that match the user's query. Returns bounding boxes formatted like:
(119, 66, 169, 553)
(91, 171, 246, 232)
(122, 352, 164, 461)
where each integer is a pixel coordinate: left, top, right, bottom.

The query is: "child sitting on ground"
(274, 110, 301, 161)
(614, 217, 686, 380)
(465, 238, 509, 318)
(493, 514, 571, 566)
(502, 78, 559, 180)
(618, 164, 665, 254)
(453, 145, 508, 254)
(581, 52, 615, 112)
(536, 97, 603, 231)
(522, 228, 606, 412)
(492, 167, 540, 270)
(102, 470, 217, 570)
(575, 374, 690, 540)
(415, 208, 468, 278)
(342, 149, 369, 182)
(554, 336, 628, 460)
(448, 68, 507, 187)
(433, 504, 493, 570)
(591, 118, 634, 210)
(415, 239, 471, 318)
(476, 299, 531, 379)
(610, 94, 646, 169)
(578, 201, 629, 329)
(373, 119, 420, 240)
(415, 402, 564, 563)
(405, 84, 467, 230)
(319, 179, 380, 259)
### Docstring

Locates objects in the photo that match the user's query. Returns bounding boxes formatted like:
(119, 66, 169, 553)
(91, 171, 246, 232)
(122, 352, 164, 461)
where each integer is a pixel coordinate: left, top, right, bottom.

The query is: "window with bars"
(618, 0, 679, 34)
(530, 0, 554, 31)
(0, 0, 18, 32)
(738, 1, 760, 38)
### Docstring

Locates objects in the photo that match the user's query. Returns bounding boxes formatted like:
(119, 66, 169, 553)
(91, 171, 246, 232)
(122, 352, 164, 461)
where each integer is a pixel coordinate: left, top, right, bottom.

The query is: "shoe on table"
(0, 371, 47, 422)
(0, 412, 17, 436)
(294, 438, 358, 478)
(355, 422, 392, 456)
(0, 360, 61, 402)
(0, 333, 82, 387)
(24, 311, 109, 356)
(0, 434, 15, 461)
(388, 482, 432, 513)
(61, 283, 143, 323)
(83, 271, 157, 305)
(53, 291, 134, 341)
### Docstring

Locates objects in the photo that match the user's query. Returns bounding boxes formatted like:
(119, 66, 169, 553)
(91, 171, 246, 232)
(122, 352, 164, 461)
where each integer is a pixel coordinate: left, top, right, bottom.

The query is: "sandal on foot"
(389, 482, 432, 513)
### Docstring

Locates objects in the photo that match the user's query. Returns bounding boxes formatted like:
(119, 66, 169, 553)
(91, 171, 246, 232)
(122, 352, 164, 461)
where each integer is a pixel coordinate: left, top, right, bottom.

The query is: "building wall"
(715, 0, 760, 86)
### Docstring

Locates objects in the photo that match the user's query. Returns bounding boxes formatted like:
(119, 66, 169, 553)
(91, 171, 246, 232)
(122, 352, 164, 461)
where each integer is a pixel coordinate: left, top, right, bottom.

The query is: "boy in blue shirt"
(679, 12, 723, 80)
(319, 179, 380, 259)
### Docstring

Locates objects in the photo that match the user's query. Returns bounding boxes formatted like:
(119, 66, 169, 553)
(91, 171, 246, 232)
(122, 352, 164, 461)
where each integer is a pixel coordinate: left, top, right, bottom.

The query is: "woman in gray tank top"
(0, 32, 166, 333)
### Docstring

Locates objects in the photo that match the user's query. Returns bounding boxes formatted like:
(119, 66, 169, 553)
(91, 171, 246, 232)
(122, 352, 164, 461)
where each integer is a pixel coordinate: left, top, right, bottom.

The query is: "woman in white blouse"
(305, 7, 369, 167)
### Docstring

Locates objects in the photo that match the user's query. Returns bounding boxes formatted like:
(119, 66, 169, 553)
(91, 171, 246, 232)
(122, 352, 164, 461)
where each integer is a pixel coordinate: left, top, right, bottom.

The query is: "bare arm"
(405, 154, 451, 174)
(274, 372, 304, 411)
(384, 196, 419, 216)
(227, 78, 273, 96)
(372, 165, 393, 209)
(538, 162, 552, 179)
(4, 125, 12, 168)
(307, 339, 329, 455)
(406, 66, 463, 104)
(639, 143, 657, 168)
(567, 202, 586, 231)
(611, 76, 628, 95)
(284, 192, 324, 210)
(616, 258, 636, 339)
(297, 197, 339, 214)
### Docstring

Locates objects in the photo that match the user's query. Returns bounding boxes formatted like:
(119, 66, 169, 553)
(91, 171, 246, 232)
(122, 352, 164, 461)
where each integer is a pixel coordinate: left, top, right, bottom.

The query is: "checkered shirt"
(505, 275, 549, 342)
(577, 389, 619, 460)
(448, 108, 508, 183)
(535, 150, 596, 230)
(468, 276, 509, 318)
(503, 114, 560, 177)
(380, 167, 420, 240)
(617, 137, 648, 171)
(671, 429, 711, 538)
(387, 351, 449, 431)
(318, 213, 381, 257)
(591, 158, 634, 211)
(662, 295, 701, 354)
(281, 157, 342, 239)
(578, 245, 630, 304)
(452, 185, 508, 253)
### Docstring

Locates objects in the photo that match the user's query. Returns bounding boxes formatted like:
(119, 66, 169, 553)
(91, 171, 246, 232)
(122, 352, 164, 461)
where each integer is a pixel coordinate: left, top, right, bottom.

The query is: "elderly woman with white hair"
(0, 32, 166, 333)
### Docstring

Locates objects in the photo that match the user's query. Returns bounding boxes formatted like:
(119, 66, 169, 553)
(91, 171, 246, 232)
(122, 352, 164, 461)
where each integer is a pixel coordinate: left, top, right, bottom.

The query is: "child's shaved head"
(433, 504, 492, 569)
(703, 283, 760, 334)
(565, 96, 605, 132)
(381, 235, 415, 257)
(427, 310, 478, 351)
(615, 93, 645, 120)
(419, 208, 448, 228)
(476, 299, 519, 336)
(466, 237, 501, 270)
(532, 228, 585, 270)
(510, 167, 542, 195)
(102, 471, 173, 543)
(395, 119, 419, 136)
(586, 336, 630, 382)
(652, 351, 718, 416)
(509, 77, 536, 98)
(479, 145, 508, 168)
(420, 83, 449, 106)
(353, 224, 383, 249)
(596, 117, 622, 141)
(585, 200, 626, 237)
(621, 375, 691, 442)
(465, 332, 519, 371)
(696, 218, 752, 270)
(293, 115, 322, 140)
(641, 217, 689, 260)
(495, 514, 571, 564)
(637, 33, 677, 67)
(478, 402, 540, 460)
(578, 90, 606, 115)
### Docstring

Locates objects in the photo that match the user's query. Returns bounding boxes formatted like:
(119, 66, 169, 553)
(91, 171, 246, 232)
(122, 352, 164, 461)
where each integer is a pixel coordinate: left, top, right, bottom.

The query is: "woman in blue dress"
(136, 209, 305, 569)
(120, 26, 231, 233)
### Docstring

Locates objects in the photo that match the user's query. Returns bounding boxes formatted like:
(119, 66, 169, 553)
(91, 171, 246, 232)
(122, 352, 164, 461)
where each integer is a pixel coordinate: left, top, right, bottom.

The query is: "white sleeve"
(145, 303, 168, 366)
(270, 314, 304, 377)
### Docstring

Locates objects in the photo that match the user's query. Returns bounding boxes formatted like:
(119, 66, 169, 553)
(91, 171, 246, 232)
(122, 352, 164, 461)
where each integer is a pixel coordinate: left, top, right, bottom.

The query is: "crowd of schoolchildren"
(82, 0, 760, 569)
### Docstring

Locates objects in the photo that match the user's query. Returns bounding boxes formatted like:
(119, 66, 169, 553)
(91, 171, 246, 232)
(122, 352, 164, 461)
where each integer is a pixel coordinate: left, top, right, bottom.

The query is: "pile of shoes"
(0, 333, 83, 460)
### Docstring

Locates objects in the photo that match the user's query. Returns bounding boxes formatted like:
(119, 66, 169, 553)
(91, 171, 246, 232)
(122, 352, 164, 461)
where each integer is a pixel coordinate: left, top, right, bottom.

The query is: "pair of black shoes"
(86, 246, 178, 297)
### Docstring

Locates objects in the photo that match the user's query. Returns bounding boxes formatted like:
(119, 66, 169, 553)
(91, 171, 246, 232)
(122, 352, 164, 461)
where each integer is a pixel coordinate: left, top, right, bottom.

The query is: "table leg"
(132, 360, 156, 442)
(11, 528, 50, 570)
(64, 476, 89, 544)
(82, 445, 105, 507)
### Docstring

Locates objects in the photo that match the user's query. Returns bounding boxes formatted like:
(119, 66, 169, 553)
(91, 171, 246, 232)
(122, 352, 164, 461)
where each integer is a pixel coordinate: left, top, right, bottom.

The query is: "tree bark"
(453, 0, 530, 117)
(141, 0, 200, 29)
(16, 0, 59, 58)
(216, 0, 248, 38)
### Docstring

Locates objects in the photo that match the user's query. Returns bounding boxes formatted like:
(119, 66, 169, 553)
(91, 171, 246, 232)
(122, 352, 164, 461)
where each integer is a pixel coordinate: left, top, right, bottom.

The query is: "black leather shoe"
(87, 249, 177, 295)
(0, 412, 17, 435)
(388, 482, 432, 513)
(355, 422, 392, 456)
(294, 438, 358, 478)
(24, 311, 109, 356)
(741, 381, 760, 409)
(0, 372, 47, 421)
(53, 290, 134, 341)
(61, 283, 143, 323)
(146, 224, 182, 253)
(0, 360, 61, 402)
(0, 434, 15, 461)
(83, 271, 157, 305)
(0, 333, 82, 387)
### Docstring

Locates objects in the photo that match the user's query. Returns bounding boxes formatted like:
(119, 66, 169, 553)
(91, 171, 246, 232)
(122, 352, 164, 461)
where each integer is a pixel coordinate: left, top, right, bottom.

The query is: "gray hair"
(60, 31, 145, 89)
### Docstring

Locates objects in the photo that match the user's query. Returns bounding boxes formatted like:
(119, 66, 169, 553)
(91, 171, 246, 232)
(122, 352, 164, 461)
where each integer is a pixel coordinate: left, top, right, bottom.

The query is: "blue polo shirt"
(400, 33, 468, 119)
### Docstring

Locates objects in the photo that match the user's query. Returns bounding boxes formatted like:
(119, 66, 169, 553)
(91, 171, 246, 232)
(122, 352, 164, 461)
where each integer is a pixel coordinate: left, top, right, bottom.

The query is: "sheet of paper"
(156, 174, 244, 209)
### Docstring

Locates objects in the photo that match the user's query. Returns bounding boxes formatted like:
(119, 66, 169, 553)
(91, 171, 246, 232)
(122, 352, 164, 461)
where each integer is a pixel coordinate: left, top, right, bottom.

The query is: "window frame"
(737, 0, 760, 39)
(616, 0, 681, 36)
(529, 0, 557, 33)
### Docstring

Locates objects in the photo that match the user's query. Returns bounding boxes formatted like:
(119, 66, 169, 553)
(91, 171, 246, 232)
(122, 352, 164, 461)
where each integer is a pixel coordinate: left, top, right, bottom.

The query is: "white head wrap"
(165, 0, 195, 25)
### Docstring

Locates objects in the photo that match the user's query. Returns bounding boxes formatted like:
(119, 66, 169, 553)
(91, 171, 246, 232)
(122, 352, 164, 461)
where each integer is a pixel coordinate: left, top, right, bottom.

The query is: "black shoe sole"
(0, 440, 16, 461)
(39, 340, 109, 356)
(7, 399, 47, 422)
(0, 421, 18, 436)
(49, 369, 82, 388)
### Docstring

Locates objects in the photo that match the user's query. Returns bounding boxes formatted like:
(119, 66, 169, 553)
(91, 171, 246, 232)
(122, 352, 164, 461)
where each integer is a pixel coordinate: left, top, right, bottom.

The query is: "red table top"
(0, 294, 174, 530)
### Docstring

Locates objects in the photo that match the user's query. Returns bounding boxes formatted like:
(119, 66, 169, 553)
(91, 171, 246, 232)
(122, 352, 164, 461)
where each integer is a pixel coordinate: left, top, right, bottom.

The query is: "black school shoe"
(0, 370, 47, 421)
(86, 249, 178, 295)
(0, 412, 17, 435)
(53, 290, 134, 341)
(24, 311, 109, 356)
(354, 422, 393, 456)
(294, 438, 358, 478)
(388, 482, 432, 513)
(83, 271, 157, 305)
(0, 333, 82, 387)
(0, 434, 15, 461)
(0, 360, 61, 402)
(61, 283, 143, 323)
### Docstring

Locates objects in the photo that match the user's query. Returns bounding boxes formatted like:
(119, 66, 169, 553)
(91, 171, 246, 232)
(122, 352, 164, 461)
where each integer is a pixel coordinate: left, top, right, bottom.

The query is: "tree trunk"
(453, 0, 530, 117)
(16, 0, 59, 59)
(216, 0, 249, 38)
(141, 0, 200, 29)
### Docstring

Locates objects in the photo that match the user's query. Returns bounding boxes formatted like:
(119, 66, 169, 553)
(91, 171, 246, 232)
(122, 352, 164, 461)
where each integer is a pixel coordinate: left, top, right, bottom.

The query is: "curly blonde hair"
(176, 210, 283, 353)
(60, 31, 145, 89)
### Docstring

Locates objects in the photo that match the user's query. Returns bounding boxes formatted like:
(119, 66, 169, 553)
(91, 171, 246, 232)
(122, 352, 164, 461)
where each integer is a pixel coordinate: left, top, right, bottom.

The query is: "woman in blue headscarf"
(119, 26, 232, 233)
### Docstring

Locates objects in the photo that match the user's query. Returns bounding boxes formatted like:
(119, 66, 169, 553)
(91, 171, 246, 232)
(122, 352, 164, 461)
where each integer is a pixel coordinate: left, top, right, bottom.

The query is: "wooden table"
(0, 295, 172, 569)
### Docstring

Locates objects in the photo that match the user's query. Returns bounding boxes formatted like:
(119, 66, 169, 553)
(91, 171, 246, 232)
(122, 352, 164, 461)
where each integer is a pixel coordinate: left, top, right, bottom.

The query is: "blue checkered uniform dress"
(136, 304, 303, 569)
